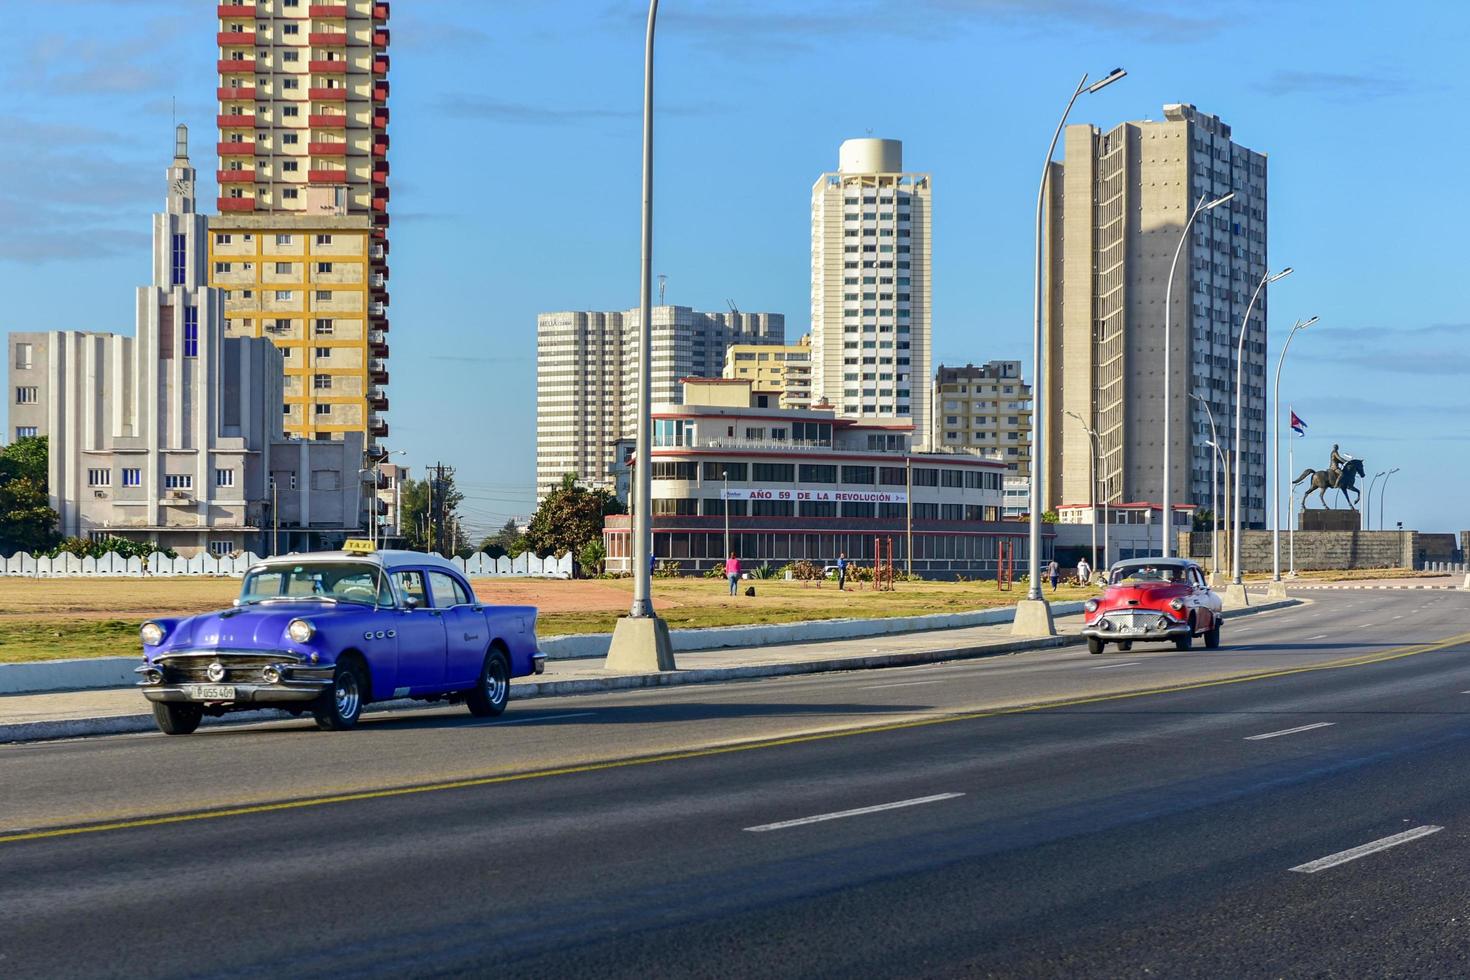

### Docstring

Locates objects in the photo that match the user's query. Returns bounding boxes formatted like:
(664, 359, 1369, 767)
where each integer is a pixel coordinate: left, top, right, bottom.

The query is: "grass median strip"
(3, 627, 1467, 848)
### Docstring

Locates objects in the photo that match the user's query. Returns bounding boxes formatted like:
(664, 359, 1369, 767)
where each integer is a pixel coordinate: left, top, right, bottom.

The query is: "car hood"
(1102, 582, 1189, 607)
(158, 602, 337, 653)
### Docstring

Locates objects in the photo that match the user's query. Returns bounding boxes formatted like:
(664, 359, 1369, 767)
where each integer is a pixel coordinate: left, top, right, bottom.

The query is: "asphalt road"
(3, 590, 1470, 978)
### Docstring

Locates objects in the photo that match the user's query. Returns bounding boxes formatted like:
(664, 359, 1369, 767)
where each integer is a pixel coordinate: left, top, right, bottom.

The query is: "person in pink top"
(725, 552, 742, 596)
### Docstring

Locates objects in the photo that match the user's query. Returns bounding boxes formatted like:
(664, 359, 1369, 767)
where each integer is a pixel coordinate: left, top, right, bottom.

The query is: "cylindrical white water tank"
(838, 138, 902, 174)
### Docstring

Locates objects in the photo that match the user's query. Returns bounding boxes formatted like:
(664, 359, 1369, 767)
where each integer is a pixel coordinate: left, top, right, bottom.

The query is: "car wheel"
(1174, 632, 1193, 651)
(1087, 637, 1104, 655)
(466, 648, 511, 718)
(1204, 622, 1222, 648)
(152, 701, 202, 736)
(1117, 641, 1133, 652)
(314, 659, 365, 731)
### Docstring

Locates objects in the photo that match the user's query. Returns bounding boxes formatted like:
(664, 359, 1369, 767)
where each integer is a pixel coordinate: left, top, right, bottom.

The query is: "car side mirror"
(403, 596, 421, 610)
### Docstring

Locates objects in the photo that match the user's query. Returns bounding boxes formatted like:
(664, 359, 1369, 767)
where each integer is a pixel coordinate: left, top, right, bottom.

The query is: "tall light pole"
(606, 0, 674, 671)
(370, 448, 407, 548)
(1018, 66, 1125, 631)
(1161, 191, 1234, 558)
(1192, 394, 1221, 578)
(1366, 470, 1385, 529)
(722, 468, 730, 562)
(1232, 267, 1293, 587)
(1270, 316, 1318, 587)
(1380, 467, 1400, 532)
(1065, 410, 1097, 572)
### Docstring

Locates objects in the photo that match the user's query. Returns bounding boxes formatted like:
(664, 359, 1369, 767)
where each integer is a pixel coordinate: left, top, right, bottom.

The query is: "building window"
(313, 374, 332, 390)
(209, 540, 234, 557)
(15, 426, 38, 439)
(912, 468, 940, 487)
(314, 318, 334, 335)
(315, 234, 333, 246)
(941, 470, 964, 488)
(171, 233, 187, 285)
(798, 464, 837, 484)
(879, 466, 905, 486)
(315, 346, 330, 358)
(750, 499, 795, 517)
(15, 386, 38, 405)
(275, 234, 292, 246)
(703, 461, 747, 481)
(315, 290, 332, 302)
(183, 306, 199, 358)
(798, 500, 837, 518)
(214, 261, 232, 274)
(650, 461, 698, 481)
(841, 466, 875, 485)
(275, 290, 293, 301)
(315, 404, 331, 416)
(122, 468, 141, 487)
(14, 343, 32, 370)
(282, 188, 298, 200)
(316, 262, 333, 274)
(165, 474, 193, 490)
(751, 463, 795, 483)
(275, 262, 293, 274)
(215, 468, 235, 488)
(87, 468, 111, 488)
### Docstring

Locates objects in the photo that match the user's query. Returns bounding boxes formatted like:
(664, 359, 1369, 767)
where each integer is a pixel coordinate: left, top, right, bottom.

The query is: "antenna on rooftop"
(658, 273, 667, 305)
(726, 298, 740, 316)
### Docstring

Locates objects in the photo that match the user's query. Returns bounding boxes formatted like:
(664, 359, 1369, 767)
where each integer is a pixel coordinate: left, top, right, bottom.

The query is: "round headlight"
(286, 619, 315, 644)
(1157, 616, 1170, 629)
(1084, 599, 1099, 613)
(1169, 598, 1186, 612)
(261, 664, 282, 684)
(140, 622, 165, 646)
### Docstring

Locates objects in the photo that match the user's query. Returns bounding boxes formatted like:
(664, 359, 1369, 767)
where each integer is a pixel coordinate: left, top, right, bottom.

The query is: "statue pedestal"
(1300, 509, 1361, 532)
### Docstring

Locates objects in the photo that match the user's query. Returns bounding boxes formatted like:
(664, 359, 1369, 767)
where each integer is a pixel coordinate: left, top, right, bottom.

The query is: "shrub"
(750, 563, 777, 580)
(653, 559, 682, 578)
(44, 536, 177, 560)
(791, 560, 824, 582)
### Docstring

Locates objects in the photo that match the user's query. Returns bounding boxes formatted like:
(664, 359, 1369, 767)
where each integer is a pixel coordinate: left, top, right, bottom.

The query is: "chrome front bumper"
(532, 653, 546, 675)
(1081, 612, 1190, 641)
(140, 682, 330, 705)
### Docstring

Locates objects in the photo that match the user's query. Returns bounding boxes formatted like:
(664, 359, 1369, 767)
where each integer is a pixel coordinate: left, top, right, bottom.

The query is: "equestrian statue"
(1292, 444, 1365, 510)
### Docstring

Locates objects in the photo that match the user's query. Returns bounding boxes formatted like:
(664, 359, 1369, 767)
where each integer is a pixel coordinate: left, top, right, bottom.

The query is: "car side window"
(393, 570, 428, 608)
(427, 571, 469, 609)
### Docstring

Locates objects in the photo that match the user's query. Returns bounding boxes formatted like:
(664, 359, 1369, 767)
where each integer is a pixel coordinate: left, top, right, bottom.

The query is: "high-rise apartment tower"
(1042, 104, 1268, 528)
(535, 306, 784, 498)
(213, 0, 390, 452)
(810, 138, 932, 445)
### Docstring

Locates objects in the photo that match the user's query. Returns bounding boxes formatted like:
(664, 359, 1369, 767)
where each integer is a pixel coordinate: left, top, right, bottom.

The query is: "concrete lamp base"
(1011, 598, 1057, 637)
(1209, 571, 1229, 589)
(1265, 580, 1289, 600)
(1223, 583, 1251, 609)
(604, 615, 676, 672)
(1462, 573, 1470, 591)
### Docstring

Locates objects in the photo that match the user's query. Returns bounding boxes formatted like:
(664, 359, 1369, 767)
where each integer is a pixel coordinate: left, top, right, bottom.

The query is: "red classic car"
(1081, 557, 1223, 655)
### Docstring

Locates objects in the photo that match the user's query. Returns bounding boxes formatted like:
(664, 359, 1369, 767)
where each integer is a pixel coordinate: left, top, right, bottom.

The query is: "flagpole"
(1288, 408, 1296, 577)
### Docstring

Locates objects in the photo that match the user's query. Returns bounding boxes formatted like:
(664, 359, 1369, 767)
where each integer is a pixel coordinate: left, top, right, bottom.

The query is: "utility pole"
(905, 455, 913, 575)
(272, 480, 278, 556)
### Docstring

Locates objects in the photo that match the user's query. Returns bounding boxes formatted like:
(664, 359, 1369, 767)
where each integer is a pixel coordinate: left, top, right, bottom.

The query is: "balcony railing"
(372, 109, 389, 129)
(309, 32, 348, 45)
(308, 113, 347, 128)
(368, 302, 386, 316)
(310, 60, 349, 74)
(307, 169, 347, 184)
(309, 3, 348, 16)
(370, 421, 389, 438)
(372, 56, 389, 75)
(217, 169, 256, 183)
(373, 29, 390, 47)
(373, 2, 390, 21)
(217, 31, 256, 46)
(373, 81, 389, 101)
(218, 58, 256, 73)
(217, 86, 256, 100)
(218, 3, 255, 14)
(307, 141, 347, 156)
(217, 113, 255, 128)
(218, 197, 256, 213)
(698, 437, 836, 453)
(309, 87, 348, 101)
(217, 142, 256, 156)
(370, 342, 389, 359)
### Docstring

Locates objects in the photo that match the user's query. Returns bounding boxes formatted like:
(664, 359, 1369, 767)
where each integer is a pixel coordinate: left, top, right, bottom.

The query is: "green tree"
(577, 539, 606, 577)
(0, 436, 59, 556)
(478, 517, 521, 558)
(1192, 508, 1214, 532)
(524, 473, 625, 560)
(1040, 510, 1060, 524)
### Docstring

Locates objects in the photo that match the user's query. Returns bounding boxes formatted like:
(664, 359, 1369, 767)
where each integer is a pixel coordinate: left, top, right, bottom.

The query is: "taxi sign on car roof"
(342, 539, 377, 555)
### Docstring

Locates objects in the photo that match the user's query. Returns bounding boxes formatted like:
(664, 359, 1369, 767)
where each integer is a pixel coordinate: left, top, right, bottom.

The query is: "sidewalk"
(0, 598, 1301, 744)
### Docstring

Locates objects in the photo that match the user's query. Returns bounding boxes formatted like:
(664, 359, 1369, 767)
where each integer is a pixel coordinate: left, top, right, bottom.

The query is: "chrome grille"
(158, 653, 291, 684)
(1108, 610, 1163, 630)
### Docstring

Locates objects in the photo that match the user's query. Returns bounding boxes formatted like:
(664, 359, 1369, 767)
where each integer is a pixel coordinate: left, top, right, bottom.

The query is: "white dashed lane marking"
(1290, 826, 1443, 874)
(1245, 722, 1336, 741)
(744, 793, 964, 832)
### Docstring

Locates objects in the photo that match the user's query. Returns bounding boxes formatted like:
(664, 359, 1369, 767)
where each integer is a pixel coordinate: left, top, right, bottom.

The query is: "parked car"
(1080, 557, 1223, 655)
(136, 542, 543, 734)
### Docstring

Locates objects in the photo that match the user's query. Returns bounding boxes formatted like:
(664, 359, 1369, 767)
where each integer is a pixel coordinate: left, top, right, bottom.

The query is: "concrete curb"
(1277, 584, 1465, 592)
(0, 601, 1090, 696)
(0, 599, 1301, 744)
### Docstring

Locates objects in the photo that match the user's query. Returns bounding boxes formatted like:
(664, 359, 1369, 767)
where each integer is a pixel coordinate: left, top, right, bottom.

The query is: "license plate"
(1120, 627, 1146, 635)
(184, 685, 236, 701)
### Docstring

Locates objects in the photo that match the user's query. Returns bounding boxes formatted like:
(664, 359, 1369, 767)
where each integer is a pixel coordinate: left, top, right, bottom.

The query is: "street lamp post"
(1017, 66, 1125, 635)
(722, 468, 730, 562)
(1192, 393, 1221, 579)
(1065, 410, 1097, 573)
(1161, 191, 1234, 559)
(1366, 470, 1385, 530)
(605, 0, 674, 671)
(1232, 267, 1293, 588)
(1271, 316, 1318, 589)
(370, 449, 407, 548)
(1379, 467, 1400, 532)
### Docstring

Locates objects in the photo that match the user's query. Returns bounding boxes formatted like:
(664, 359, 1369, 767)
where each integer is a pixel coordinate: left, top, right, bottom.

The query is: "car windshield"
(240, 562, 390, 606)
(1110, 564, 1185, 585)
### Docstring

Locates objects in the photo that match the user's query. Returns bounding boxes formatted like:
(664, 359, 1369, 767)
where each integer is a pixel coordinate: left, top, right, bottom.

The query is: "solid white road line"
(489, 712, 597, 726)
(1290, 826, 1443, 874)
(1308, 634, 1329, 640)
(1244, 721, 1336, 741)
(1091, 662, 1142, 670)
(1357, 623, 1372, 628)
(744, 793, 964, 832)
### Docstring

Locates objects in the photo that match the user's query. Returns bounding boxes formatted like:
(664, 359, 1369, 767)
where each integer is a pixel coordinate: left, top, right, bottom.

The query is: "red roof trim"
(649, 448, 1007, 468)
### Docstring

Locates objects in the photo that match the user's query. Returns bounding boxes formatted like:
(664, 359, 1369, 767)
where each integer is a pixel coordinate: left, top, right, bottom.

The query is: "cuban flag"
(1290, 410, 1307, 436)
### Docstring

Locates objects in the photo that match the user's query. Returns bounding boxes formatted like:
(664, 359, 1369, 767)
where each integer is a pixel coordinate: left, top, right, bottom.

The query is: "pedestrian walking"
(836, 552, 848, 591)
(1077, 556, 1092, 585)
(650, 551, 657, 576)
(725, 551, 742, 596)
(1047, 559, 1059, 592)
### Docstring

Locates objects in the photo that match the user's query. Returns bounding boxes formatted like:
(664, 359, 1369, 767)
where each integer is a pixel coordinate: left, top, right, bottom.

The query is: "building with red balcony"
(217, 0, 389, 452)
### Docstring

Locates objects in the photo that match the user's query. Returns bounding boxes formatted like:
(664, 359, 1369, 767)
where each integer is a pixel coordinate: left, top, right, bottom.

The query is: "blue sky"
(1, 0, 1466, 539)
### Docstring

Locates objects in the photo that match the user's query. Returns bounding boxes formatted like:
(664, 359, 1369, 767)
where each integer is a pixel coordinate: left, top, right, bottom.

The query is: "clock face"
(173, 179, 187, 194)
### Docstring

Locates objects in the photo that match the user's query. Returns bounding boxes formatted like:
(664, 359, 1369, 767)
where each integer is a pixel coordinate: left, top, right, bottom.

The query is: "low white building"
(5, 127, 363, 557)
(604, 378, 1044, 578)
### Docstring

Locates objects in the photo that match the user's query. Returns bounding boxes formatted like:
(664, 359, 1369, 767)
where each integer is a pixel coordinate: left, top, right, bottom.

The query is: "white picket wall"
(0, 550, 574, 579)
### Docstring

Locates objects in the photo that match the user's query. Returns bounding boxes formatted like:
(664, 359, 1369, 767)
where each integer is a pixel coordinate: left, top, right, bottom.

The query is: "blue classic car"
(136, 543, 544, 734)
